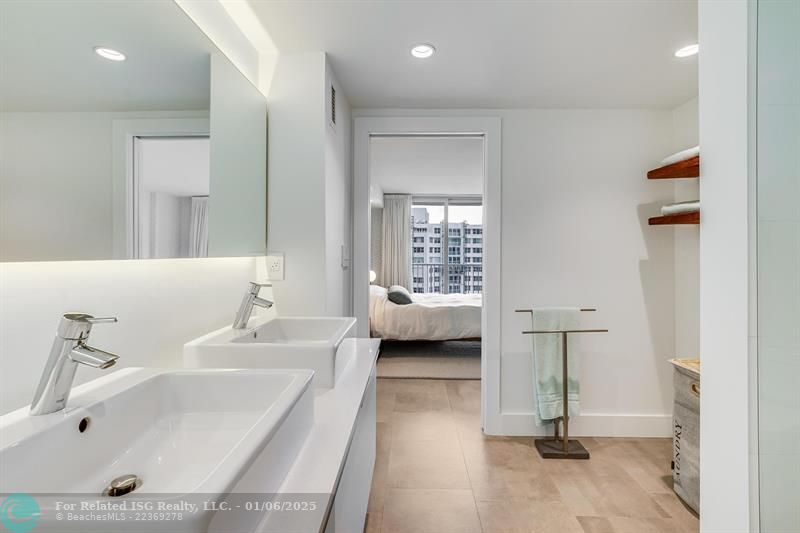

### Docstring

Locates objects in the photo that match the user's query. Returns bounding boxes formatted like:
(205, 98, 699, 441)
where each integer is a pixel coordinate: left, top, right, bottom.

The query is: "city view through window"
(410, 201, 483, 294)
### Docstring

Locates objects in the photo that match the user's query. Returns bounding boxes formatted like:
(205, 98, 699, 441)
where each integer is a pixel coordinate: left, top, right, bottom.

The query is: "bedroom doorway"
(353, 115, 502, 433)
(368, 137, 483, 379)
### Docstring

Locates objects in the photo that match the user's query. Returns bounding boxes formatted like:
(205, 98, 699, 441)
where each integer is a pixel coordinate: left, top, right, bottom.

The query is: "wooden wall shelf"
(648, 212, 700, 225)
(647, 155, 700, 179)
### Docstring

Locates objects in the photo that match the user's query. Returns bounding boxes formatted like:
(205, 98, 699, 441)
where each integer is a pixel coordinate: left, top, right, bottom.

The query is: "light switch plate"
(341, 244, 350, 268)
(266, 252, 284, 280)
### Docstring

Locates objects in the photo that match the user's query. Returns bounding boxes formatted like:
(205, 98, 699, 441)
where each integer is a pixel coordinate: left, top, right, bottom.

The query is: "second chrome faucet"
(233, 282, 273, 329)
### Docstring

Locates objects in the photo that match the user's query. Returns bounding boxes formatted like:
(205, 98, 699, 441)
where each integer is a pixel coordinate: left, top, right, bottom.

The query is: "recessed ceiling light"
(411, 43, 436, 59)
(94, 46, 126, 62)
(675, 44, 699, 58)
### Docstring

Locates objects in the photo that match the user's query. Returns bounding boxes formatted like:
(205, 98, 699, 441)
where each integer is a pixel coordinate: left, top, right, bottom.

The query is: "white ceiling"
(248, 0, 698, 109)
(370, 136, 484, 197)
(0, 1, 214, 112)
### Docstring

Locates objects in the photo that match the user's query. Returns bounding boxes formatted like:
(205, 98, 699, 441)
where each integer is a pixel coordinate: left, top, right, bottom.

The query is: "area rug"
(376, 340, 481, 379)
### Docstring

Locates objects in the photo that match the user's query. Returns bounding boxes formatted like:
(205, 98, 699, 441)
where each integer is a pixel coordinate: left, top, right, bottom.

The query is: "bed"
(369, 285, 482, 340)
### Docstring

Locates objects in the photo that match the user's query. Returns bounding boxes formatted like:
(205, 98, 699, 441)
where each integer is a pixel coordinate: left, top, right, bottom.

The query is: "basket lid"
(669, 358, 700, 378)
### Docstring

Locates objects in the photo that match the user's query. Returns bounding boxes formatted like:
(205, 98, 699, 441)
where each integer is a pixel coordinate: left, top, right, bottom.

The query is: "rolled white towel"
(661, 201, 700, 216)
(661, 145, 700, 166)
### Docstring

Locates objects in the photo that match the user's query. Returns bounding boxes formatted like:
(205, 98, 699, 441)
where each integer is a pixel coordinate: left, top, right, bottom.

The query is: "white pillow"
(369, 285, 388, 299)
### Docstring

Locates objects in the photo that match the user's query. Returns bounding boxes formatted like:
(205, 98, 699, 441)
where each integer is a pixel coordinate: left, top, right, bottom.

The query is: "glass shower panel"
(756, 1, 800, 531)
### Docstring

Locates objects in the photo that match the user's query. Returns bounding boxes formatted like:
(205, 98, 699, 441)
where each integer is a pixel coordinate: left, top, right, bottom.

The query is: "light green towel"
(531, 308, 581, 426)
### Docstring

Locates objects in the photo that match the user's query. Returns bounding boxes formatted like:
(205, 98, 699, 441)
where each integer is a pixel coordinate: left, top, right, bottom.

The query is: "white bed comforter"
(370, 286, 482, 340)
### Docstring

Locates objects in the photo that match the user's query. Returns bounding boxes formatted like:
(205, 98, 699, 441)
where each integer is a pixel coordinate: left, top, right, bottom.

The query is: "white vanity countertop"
(276, 338, 380, 512)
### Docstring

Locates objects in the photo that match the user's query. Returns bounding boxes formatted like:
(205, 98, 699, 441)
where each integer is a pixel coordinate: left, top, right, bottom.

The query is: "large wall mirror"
(0, 0, 267, 261)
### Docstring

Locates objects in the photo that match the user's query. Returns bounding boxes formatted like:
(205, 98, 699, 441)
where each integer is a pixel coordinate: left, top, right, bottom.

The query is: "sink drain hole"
(103, 474, 142, 497)
(78, 417, 90, 433)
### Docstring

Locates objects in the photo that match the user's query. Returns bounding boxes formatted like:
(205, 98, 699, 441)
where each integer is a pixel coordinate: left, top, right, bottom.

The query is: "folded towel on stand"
(531, 308, 581, 426)
(661, 145, 700, 166)
(661, 200, 700, 216)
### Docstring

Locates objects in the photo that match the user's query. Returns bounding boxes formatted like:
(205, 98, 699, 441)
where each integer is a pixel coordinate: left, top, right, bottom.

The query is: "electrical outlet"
(266, 252, 284, 280)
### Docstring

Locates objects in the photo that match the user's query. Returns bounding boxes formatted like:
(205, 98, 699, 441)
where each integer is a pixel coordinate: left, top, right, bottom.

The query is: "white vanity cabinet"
(326, 367, 377, 533)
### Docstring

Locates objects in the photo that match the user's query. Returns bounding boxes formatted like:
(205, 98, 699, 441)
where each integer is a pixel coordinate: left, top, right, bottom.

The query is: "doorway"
(130, 135, 210, 259)
(353, 116, 501, 433)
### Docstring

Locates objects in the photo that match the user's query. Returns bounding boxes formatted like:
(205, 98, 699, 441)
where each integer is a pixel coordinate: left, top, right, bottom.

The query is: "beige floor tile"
(470, 470, 562, 503)
(544, 456, 671, 519)
(382, 488, 482, 533)
(477, 499, 583, 533)
(607, 516, 687, 533)
(365, 512, 382, 533)
(554, 477, 598, 516)
(390, 410, 460, 445)
(387, 438, 471, 489)
(376, 386, 396, 423)
(453, 411, 486, 441)
(377, 420, 392, 450)
(446, 380, 482, 413)
(650, 492, 699, 531)
(368, 475, 387, 515)
(576, 516, 615, 533)
(461, 436, 543, 470)
(462, 438, 560, 502)
(369, 422, 392, 513)
(392, 379, 452, 412)
(373, 379, 688, 533)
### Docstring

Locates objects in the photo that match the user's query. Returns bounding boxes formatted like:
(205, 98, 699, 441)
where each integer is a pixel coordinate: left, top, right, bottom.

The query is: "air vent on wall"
(330, 85, 336, 127)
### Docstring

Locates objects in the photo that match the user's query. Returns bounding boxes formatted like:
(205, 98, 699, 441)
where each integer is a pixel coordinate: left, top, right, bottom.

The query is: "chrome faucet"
(30, 313, 120, 416)
(233, 282, 273, 329)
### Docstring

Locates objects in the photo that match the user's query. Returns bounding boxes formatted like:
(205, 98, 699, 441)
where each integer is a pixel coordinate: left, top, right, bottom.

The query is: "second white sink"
(184, 316, 357, 388)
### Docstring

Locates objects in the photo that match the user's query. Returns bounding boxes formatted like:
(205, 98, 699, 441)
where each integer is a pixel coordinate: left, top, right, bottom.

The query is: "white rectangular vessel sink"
(184, 316, 357, 388)
(0, 368, 314, 532)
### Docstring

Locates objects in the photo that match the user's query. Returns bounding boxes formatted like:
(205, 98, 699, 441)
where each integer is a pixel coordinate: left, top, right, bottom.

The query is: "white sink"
(184, 316, 357, 388)
(0, 367, 314, 532)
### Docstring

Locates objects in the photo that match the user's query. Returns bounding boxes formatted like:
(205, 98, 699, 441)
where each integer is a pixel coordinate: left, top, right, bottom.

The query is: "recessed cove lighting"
(94, 46, 126, 62)
(411, 44, 436, 59)
(674, 44, 699, 58)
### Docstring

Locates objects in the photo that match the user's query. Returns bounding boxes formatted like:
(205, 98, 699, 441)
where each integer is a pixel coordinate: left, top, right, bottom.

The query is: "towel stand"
(516, 309, 608, 460)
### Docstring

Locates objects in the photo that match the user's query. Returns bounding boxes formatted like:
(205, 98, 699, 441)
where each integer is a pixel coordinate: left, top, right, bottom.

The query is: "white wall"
(498, 109, 675, 435)
(266, 52, 353, 317)
(324, 62, 353, 316)
(266, 52, 327, 316)
(0, 110, 207, 262)
(0, 257, 271, 414)
(671, 97, 701, 358)
(354, 107, 678, 436)
(698, 0, 753, 531)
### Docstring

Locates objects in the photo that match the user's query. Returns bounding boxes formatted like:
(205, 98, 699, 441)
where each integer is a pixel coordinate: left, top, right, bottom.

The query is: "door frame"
(353, 116, 502, 433)
(111, 116, 209, 259)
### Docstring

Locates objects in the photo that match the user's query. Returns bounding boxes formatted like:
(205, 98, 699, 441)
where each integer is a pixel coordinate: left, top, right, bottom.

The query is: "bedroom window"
(410, 196, 482, 294)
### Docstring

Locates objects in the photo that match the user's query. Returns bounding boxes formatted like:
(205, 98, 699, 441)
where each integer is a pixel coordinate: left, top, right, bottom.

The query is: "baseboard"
(484, 411, 672, 438)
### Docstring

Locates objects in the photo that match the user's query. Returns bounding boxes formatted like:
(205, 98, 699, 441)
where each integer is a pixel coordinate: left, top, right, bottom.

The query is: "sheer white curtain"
(381, 194, 412, 289)
(189, 196, 209, 258)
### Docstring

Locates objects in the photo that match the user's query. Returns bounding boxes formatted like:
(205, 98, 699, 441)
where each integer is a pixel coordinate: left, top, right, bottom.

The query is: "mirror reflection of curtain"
(381, 194, 412, 289)
(189, 196, 209, 258)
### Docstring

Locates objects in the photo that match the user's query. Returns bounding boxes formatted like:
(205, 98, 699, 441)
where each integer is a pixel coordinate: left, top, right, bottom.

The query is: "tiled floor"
(367, 378, 699, 533)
